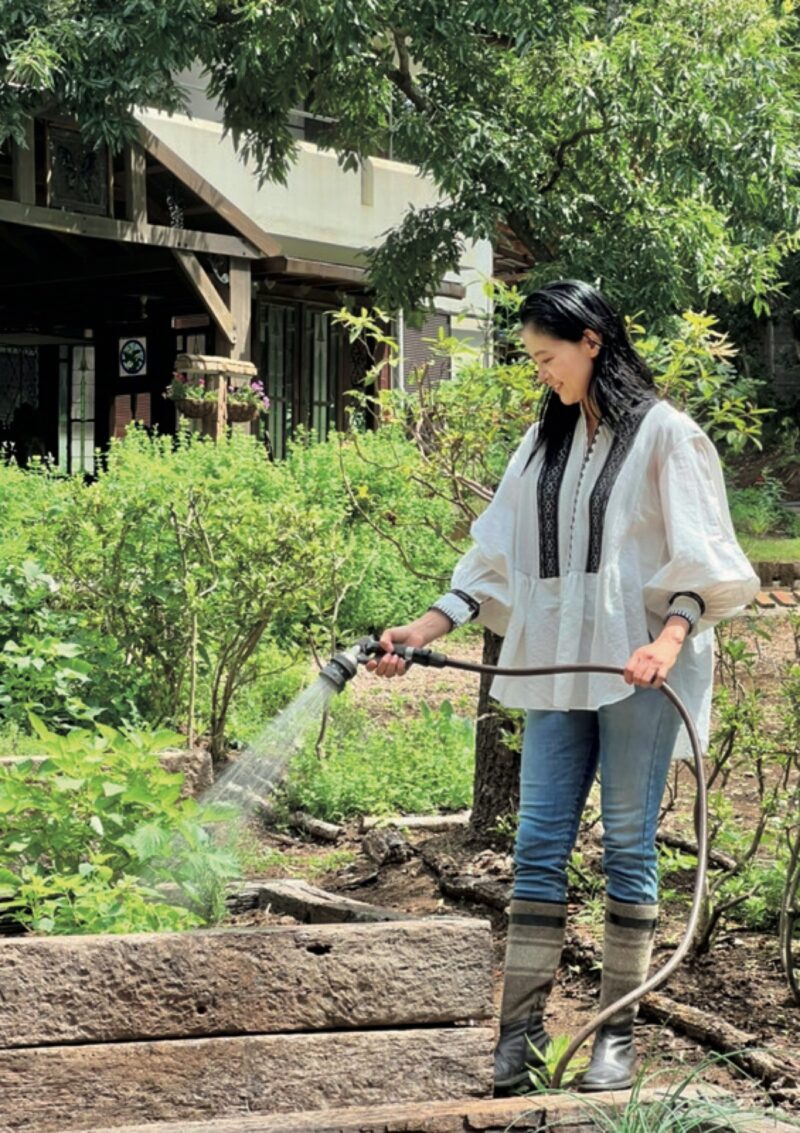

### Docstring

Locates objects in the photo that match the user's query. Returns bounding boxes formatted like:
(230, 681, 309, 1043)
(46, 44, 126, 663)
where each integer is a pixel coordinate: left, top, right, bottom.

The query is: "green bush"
(0, 426, 461, 751)
(282, 695, 474, 822)
(0, 560, 140, 730)
(0, 718, 240, 934)
(728, 476, 800, 538)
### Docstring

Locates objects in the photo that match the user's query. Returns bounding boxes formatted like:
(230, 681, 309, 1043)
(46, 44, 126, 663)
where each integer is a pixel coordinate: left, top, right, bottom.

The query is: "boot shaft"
(500, 898, 567, 1023)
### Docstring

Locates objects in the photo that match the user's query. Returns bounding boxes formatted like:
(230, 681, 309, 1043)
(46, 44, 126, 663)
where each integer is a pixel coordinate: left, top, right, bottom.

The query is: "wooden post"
(124, 143, 147, 228)
(11, 119, 36, 204)
(228, 256, 252, 361)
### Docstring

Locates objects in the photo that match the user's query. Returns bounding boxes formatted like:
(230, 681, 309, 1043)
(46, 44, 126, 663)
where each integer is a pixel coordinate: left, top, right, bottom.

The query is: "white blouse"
(443, 399, 760, 759)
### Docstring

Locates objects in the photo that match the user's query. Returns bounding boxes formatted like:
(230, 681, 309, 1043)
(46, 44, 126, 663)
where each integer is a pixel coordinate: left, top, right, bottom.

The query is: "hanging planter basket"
(227, 401, 260, 423)
(174, 397, 215, 419)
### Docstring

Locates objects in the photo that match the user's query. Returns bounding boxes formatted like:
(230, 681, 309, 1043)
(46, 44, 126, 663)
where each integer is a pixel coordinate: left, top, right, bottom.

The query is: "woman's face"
(520, 324, 601, 407)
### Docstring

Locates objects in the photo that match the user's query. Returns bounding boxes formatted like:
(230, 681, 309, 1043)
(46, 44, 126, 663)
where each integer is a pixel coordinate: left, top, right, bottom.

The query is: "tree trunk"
(468, 628, 521, 841)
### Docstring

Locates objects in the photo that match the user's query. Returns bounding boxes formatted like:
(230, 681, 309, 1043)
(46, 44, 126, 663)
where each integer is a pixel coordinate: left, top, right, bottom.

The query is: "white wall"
(136, 107, 492, 325)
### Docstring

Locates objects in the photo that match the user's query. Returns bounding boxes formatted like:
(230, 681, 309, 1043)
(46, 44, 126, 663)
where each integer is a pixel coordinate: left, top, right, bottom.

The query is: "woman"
(367, 280, 759, 1094)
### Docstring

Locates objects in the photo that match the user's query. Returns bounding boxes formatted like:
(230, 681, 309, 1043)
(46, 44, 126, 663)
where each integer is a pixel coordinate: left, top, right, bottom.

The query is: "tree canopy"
(3, 1, 800, 322)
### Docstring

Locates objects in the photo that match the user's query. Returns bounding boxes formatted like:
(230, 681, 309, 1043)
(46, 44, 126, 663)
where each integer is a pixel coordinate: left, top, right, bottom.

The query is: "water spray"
(317, 635, 708, 1092)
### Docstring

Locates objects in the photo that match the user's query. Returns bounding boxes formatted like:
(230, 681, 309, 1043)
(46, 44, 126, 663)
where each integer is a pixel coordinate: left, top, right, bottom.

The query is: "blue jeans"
(513, 687, 681, 905)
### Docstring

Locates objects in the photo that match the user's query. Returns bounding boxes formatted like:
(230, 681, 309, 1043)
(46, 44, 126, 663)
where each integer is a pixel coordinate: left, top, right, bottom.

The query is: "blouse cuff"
(429, 590, 480, 629)
(661, 598, 698, 634)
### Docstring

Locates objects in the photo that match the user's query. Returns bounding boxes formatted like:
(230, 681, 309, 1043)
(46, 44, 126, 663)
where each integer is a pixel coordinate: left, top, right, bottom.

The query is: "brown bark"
(469, 627, 520, 840)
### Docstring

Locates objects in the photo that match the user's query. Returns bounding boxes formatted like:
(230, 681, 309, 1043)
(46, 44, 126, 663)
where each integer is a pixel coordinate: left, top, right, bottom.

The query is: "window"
(259, 301, 343, 458)
(402, 313, 452, 390)
(59, 344, 95, 475)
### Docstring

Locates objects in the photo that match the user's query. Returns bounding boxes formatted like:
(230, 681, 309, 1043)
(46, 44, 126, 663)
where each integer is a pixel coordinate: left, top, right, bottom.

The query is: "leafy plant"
(282, 694, 474, 822)
(0, 717, 241, 934)
(526, 1032, 590, 1092)
(164, 371, 217, 404)
(728, 475, 800, 538)
(0, 559, 138, 731)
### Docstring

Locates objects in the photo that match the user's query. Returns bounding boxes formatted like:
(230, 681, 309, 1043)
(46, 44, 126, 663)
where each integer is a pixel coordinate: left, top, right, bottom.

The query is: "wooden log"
(88, 1085, 793, 1133)
(0, 918, 492, 1049)
(0, 1027, 495, 1133)
(242, 878, 406, 923)
(290, 810, 343, 842)
(360, 810, 471, 832)
(362, 826, 413, 866)
(642, 992, 800, 1091)
(420, 846, 510, 911)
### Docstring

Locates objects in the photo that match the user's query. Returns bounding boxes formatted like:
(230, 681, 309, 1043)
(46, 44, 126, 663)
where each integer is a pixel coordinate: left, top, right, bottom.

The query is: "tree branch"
(387, 30, 431, 114)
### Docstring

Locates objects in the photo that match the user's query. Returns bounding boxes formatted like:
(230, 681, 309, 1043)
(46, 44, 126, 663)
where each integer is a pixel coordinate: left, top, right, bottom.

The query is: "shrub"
(282, 695, 474, 822)
(0, 559, 141, 731)
(0, 718, 241, 934)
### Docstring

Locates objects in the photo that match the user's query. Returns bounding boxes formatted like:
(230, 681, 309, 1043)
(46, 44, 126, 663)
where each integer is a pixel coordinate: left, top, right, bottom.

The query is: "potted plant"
(227, 379, 270, 423)
(164, 372, 218, 418)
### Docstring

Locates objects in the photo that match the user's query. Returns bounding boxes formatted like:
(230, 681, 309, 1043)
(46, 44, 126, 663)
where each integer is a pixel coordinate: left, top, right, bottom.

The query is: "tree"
(3, 1, 800, 323)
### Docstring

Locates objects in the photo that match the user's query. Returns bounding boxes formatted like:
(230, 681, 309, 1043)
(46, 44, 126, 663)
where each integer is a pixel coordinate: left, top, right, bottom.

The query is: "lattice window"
(402, 314, 452, 390)
(0, 347, 38, 430)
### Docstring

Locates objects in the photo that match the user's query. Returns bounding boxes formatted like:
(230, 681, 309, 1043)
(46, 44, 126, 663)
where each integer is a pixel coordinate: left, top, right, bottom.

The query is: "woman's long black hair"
(520, 280, 656, 466)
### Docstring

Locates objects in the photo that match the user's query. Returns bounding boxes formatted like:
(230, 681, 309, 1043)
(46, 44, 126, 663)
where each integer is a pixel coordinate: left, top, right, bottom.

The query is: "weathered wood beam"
(95, 1087, 794, 1133)
(124, 142, 147, 227)
(0, 198, 261, 259)
(230, 878, 405, 923)
(1, 1028, 494, 1132)
(171, 249, 235, 344)
(0, 917, 492, 1048)
(260, 254, 466, 299)
(137, 124, 282, 258)
(11, 119, 36, 204)
(228, 256, 252, 361)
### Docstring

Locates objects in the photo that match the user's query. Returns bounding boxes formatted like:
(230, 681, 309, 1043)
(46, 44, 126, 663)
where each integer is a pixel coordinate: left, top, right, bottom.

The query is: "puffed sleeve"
(643, 432, 759, 631)
(433, 427, 534, 637)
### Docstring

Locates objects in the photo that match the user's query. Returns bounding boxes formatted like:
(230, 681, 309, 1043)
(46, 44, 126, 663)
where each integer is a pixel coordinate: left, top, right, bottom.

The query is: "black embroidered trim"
(536, 424, 576, 579)
(451, 589, 481, 620)
(586, 401, 655, 574)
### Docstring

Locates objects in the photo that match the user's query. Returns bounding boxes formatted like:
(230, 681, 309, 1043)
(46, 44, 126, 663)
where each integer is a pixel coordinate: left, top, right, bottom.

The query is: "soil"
(243, 618, 800, 1116)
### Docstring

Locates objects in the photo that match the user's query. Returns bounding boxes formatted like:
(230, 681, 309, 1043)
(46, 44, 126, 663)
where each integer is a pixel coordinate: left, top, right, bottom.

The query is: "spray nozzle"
(319, 648, 360, 693)
(320, 637, 450, 694)
(355, 636, 448, 669)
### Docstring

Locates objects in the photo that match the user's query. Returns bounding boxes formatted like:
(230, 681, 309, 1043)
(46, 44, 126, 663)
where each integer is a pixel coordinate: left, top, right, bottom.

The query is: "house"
(0, 90, 491, 470)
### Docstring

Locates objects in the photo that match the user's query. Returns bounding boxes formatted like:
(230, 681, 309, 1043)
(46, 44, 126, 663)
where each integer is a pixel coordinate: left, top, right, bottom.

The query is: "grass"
(738, 535, 800, 561)
(235, 828, 356, 881)
(557, 1056, 800, 1132)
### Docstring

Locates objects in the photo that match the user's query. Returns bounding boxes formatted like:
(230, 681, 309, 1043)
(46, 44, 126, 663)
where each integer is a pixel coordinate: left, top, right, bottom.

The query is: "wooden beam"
(0, 198, 261, 259)
(1, 1029, 493, 1131)
(228, 256, 252, 361)
(262, 255, 367, 286)
(124, 142, 147, 227)
(260, 254, 466, 299)
(171, 250, 235, 344)
(137, 124, 282, 258)
(11, 119, 36, 204)
(0, 919, 491, 1048)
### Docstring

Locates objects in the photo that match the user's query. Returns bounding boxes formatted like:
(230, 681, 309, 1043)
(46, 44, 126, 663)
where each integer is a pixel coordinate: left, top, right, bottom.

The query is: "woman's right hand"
(366, 610, 451, 678)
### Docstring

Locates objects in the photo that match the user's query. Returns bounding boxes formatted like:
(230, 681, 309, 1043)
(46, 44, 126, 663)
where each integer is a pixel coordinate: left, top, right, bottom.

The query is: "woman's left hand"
(623, 630, 685, 688)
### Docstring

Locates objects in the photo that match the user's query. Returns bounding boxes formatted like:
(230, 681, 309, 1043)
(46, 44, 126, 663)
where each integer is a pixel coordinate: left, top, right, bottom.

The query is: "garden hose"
(338, 636, 708, 1092)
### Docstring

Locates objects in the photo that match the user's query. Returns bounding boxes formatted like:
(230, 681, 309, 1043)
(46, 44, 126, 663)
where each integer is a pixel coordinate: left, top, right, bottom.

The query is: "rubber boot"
(578, 896, 658, 1093)
(494, 898, 566, 1096)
